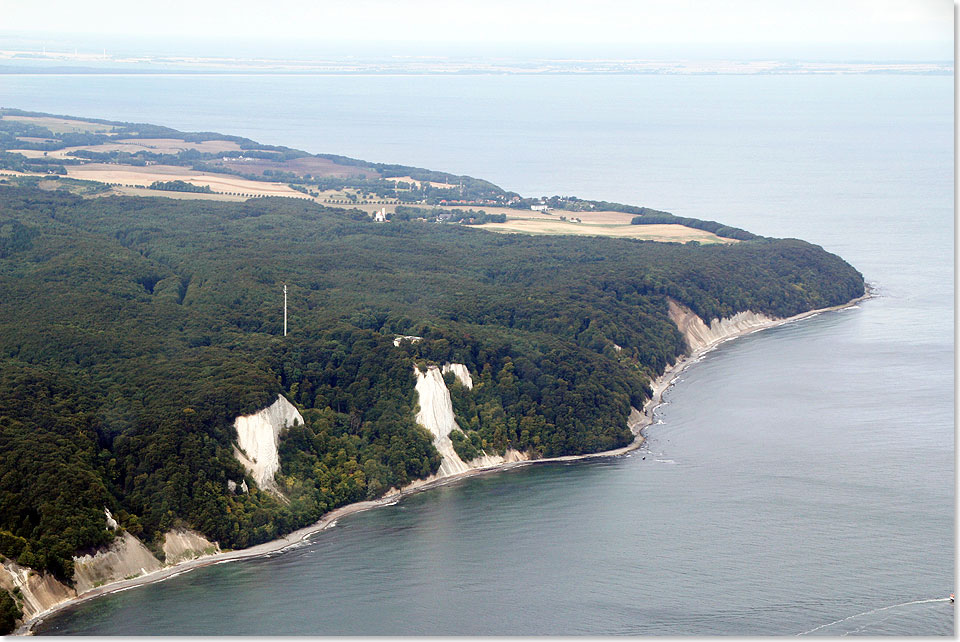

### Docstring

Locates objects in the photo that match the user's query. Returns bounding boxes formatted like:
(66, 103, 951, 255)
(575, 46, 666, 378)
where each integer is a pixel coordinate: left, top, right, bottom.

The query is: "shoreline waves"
(18, 290, 871, 635)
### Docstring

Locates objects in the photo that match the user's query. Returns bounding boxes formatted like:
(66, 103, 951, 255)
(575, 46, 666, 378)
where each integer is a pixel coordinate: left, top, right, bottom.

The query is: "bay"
(2, 72, 951, 636)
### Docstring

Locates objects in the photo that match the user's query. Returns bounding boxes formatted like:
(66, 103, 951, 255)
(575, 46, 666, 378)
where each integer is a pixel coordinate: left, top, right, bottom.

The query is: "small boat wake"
(797, 597, 952, 635)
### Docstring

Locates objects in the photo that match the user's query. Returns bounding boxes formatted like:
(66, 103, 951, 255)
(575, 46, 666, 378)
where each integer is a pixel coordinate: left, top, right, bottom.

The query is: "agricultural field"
(385, 175, 458, 189)
(64, 163, 310, 198)
(316, 187, 399, 206)
(476, 218, 734, 244)
(0, 110, 750, 245)
(9, 138, 244, 159)
(3, 114, 118, 134)
(213, 155, 379, 179)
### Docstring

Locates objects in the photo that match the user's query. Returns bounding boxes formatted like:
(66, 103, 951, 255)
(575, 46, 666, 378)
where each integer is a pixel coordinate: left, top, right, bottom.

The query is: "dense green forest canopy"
(0, 184, 864, 596)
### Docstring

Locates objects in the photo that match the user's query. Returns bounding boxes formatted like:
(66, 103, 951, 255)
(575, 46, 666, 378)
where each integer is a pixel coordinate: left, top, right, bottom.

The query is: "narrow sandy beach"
(18, 290, 871, 635)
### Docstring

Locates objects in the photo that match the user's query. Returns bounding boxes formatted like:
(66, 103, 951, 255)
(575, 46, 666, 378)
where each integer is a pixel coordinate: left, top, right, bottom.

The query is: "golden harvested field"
(320, 201, 399, 213)
(438, 205, 519, 216)
(5, 154, 728, 244)
(386, 176, 458, 190)
(64, 164, 309, 198)
(108, 186, 251, 202)
(3, 115, 117, 134)
(9, 148, 72, 159)
(16, 136, 59, 143)
(476, 219, 733, 244)
(318, 203, 726, 244)
(114, 138, 244, 154)
(215, 156, 378, 180)
(438, 205, 637, 224)
(10, 138, 243, 159)
(316, 201, 729, 244)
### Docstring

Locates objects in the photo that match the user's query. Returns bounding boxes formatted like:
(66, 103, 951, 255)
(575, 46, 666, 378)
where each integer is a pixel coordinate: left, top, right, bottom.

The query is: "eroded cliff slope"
(233, 395, 304, 491)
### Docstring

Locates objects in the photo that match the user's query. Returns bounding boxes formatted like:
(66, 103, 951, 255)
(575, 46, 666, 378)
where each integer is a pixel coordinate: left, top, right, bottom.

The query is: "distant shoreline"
(0, 57, 952, 77)
(18, 289, 872, 635)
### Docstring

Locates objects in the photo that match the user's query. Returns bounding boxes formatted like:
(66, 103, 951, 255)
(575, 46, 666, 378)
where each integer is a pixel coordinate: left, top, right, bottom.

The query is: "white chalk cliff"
(441, 363, 473, 389)
(0, 560, 75, 622)
(668, 298, 777, 355)
(233, 395, 303, 491)
(414, 364, 528, 481)
(162, 529, 219, 564)
(415, 365, 472, 477)
(1, 508, 207, 625)
(72, 531, 163, 594)
(104, 507, 119, 531)
(4, 520, 224, 629)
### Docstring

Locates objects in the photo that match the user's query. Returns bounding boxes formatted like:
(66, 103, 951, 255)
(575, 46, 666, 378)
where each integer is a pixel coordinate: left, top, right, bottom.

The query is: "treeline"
(375, 164, 506, 202)
(391, 205, 506, 224)
(444, 209, 507, 224)
(149, 180, 213, 193)
(0, 182, 862, 610)
(630, 213, 758, 241)
(0, 151, 68, 175)
(0, 589, 20, 635)
(501, 196, 758, 241)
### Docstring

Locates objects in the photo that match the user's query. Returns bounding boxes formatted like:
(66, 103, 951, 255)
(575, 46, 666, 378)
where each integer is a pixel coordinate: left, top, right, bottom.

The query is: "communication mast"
(283, 283, 288, 337)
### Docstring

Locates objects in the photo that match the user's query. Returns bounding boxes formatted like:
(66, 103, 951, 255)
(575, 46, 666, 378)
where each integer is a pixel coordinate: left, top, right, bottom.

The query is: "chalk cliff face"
(415, 365, 472, 477)
(414, 364, 530, 481)
(0, 560, 75, 621)
(1, 511, 214, 626)
(463, 448, 530, 468)
(668, 299, 777, 355)
(162, 529, 220, 565)
(4, 523, 225, 629)
(72, 532, 163, 594)
(233, 395, 304, 491)
(627, 406, 645, 436)
(441, 363, 473, 389)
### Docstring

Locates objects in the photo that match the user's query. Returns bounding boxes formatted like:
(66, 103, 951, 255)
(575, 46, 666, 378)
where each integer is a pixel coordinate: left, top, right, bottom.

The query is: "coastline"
(17, 290, 872, 635)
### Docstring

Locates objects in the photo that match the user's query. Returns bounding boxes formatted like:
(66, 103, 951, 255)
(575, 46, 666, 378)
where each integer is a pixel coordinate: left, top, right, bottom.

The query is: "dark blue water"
(4, 73, 952, 636)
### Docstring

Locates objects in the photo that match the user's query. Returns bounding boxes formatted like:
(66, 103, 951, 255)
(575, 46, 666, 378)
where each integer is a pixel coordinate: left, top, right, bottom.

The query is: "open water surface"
(1, 73, 952, 635)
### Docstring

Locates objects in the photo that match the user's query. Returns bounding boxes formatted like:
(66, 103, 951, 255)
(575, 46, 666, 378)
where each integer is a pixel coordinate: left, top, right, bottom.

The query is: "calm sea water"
(3, 73, 952, 636)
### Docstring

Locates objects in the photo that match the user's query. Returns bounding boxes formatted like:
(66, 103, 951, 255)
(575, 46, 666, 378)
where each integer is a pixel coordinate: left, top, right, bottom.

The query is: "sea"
(1, 72, 953, 636)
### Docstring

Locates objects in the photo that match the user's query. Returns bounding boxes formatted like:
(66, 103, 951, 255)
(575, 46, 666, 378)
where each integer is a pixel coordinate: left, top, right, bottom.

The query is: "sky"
(0, 0, 954, 60)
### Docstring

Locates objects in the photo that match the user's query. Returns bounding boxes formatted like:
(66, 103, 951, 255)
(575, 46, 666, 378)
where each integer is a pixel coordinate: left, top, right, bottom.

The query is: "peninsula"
(0, 110, 865, 634)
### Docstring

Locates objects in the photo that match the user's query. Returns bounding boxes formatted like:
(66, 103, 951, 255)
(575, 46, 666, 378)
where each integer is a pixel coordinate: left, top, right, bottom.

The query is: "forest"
(0, 181, 863, 628)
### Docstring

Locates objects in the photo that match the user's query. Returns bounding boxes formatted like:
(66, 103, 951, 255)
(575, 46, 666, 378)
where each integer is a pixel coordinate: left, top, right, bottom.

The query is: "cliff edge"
(233, 395, 304, 492)
(414, 364, 528, 482)
(668, 299, 778, 355)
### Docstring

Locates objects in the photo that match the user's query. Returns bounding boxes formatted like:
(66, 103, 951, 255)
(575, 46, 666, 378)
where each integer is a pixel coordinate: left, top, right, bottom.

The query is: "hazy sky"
(1, 0, 953, 60)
